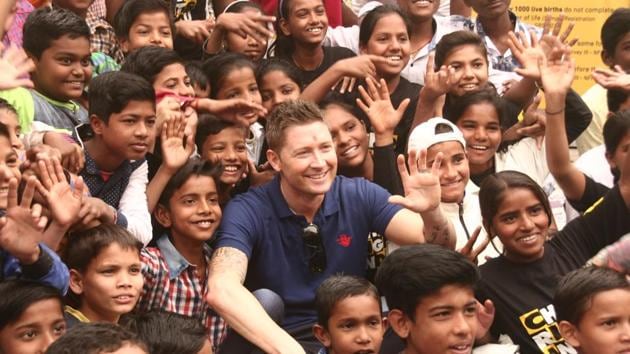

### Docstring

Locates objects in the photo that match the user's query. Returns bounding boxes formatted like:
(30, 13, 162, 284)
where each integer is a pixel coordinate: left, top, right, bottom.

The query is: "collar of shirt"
(268, 175, 340, 219)
(157, 234, 212, 279)
(82, 148, 136, 179)
(31, 90, 80, 113)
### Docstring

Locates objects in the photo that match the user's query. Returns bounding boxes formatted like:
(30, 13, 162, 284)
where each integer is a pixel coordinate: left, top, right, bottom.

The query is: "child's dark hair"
(195, 113, 248, 153)
(608, 88, 630, 113)
(0, 98, 19, 117)
(120, 46, 185, 85)
(359, 5, 410, 48)
(256, 58, 303, 90)
(62, 224, 143, 307)
(0, 280, 63, 331)
(447, 88, 504, 126)
(601, 8, 630, 60)
(23, 7, 90, 59)
(266, 100, 324, 151)
(45, 323, 148, 354)
(375, 244, 478, 320)
(121, 311, 207, 354)
(319, 95, 364, 124)
(316, 275, 380, 328)
(113, 0, 174, 40)
(434, 30, 488, 69)
(202, 52, 257, 99)
(603, 110, 630, 156)
(89, 71, 155, 124)
(185, 61, 210, 93)
(224, 0, 263, 14)
(554, 266, 629, 325)
(158, 157, 223, 207)
(479, 171, 553, 232)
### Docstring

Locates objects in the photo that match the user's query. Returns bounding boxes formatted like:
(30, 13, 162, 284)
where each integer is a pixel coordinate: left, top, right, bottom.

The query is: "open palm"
(389, 149, 442, 213)
(36, 158, 85, 227)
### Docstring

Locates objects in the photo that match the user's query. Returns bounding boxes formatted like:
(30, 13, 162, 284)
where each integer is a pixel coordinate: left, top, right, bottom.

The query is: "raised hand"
(592, 65, 630, 91)
(175, 19, 215, 44)
(0, 44, 35, 90)
(457, 226, 491, 265)
(538, 49, 575, 95)
(215, 12, 275, 44)
(475, 299, 496, 341)
(161, 113, 194, 173)
(191, 98, 267, 126)
(0, 176, 47, 264)
(247, 160, 276, 187)
(388, 149, 442, 213)
(517, 94, 546, 148)
(509, 30, 546, 80)
(35, 157, 85, 228)
(422, 52, 455, 100)
(356, 77, 409, 145)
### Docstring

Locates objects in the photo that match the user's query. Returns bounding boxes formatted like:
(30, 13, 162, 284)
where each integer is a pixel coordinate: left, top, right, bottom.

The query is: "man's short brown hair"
(265, 100, 324, 151)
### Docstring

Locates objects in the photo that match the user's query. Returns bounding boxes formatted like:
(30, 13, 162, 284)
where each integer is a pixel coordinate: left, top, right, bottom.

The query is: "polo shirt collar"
(268, 175, 340, 219)
(156, 234, 212, 279)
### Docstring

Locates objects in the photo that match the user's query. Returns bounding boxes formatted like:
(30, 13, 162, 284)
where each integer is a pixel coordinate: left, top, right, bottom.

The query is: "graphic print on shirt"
(519, 304, 577, 354)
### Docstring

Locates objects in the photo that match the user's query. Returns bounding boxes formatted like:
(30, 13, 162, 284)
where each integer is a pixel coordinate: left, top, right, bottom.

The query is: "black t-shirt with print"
(476, 186, 630, 353)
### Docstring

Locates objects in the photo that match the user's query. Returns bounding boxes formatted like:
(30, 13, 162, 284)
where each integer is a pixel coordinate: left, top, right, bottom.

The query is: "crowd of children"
(0, 0, 628, 353)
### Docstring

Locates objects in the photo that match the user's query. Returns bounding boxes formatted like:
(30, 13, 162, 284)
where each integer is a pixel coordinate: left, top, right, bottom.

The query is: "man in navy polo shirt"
(206, 100, 456, 354)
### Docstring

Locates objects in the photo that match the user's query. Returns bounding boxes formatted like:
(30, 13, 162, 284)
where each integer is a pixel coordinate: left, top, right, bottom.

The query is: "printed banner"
(509, 1, 629, 94)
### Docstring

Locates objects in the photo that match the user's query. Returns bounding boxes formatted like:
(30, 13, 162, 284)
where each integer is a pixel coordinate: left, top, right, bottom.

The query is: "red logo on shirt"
(337, 234, 352, 247)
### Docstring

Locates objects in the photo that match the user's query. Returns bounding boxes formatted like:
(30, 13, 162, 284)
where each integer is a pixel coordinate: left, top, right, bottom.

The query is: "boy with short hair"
(0, 7, 92, 132)
(313, 275, 385, 354)
(554, 266, 630, 354)
(113, 0, 175, 55)
(195, 114, 249, 205)
(79, 71, 155, 245)
(45, 323, 149, 354)
(376, 244, 490, 354)
(138, 158, 226, 351)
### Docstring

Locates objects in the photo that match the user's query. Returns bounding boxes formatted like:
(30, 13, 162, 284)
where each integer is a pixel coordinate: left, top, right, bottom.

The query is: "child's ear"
(387, 309, 411, 339)
(312, 324, 332, 348)
(279, 18, 291, 37)
(558, 320, 581, 348)
(154, 203, 173, 228)
(601, 50, 615, 68)
(90, 114, 105, 135)
(266, 150, 282, 172)
(69, 269, 84, 295)
(359, 44, 367, 55)
(119, 37, 130, 54)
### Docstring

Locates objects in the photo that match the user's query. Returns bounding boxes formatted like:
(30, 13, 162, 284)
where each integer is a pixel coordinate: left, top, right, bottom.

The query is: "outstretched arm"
(206, 247, 305, 354)
(542, 51, 588, 203)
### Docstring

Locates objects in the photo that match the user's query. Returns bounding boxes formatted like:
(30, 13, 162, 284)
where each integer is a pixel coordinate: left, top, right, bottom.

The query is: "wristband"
(545, 107, 565, 115)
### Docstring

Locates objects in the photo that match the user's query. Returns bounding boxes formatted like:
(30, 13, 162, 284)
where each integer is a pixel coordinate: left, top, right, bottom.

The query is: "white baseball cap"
(407, 117, 466, 153)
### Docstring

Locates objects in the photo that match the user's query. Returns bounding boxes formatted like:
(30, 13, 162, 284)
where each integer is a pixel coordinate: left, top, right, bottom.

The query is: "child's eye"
(129, 266, 141, 275)
(184, 198, 196, 205)
(59, 58, 72, 65)
(146, 118, 157, 126)
(345, 123, 356, 131)
(53, 323, 67, 336)
(464, 306, 478, 316)
(602, 319, 618, 328)
(19, 329, 37, 341)
(473, 62, 484, 69)
(81, 59, 91, 67)
(281, 88, 294, 95)
(208, 197, 219, 204)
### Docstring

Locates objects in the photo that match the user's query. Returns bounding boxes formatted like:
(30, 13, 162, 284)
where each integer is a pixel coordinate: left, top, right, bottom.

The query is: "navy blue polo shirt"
(215, 175, 402, 330)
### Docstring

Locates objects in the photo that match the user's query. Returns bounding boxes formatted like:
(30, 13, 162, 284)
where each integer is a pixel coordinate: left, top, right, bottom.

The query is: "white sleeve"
(118, 160, 152, 245)
(323, 26, 360, 54)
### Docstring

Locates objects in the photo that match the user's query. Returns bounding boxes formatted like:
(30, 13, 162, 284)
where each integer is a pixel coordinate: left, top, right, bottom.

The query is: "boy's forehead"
(46, 34, 91, 54)
(417, 284, 476, 311)
(133, 10, 171, 26)
(174, 175, 218, 195)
